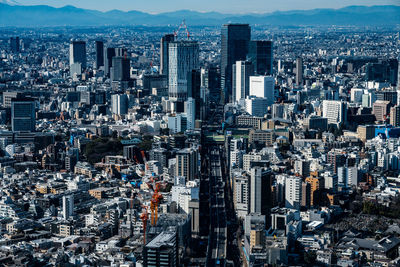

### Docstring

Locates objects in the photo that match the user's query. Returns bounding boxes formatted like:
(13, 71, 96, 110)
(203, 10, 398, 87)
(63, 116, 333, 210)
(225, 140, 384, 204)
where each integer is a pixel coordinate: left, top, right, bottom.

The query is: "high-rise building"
(104, 47, 116, 78)
(187, 69, 202, 120)
(185, 97, 196, 130)
(160, 34, 175, 77)
(322, 100, 346, 125)
(143, 229, 179, 267)
(11, 98, 35, 132)
(301, 182, 311, 208)
(95, 41, 104, 69)
(245, 97, 269, 117)
(104, 47, 125, 78)
(249, 76, 275, 106)
(10, 37, 20, 53)
(248, 40, 273, 75)
(201, 67, 221, 102)
(295, 57, 303, 86)
(168, 41, 199, 102)
(111, 56, 130, 81)
(390, 105, 400, 126)
(175, 147, 198, 181)
(233, 173, 250, 219)
(250, 167, 272, 217)
(111, 94, 128, 115)
(233, 61, 253, 102)
(221, 24, 251, 103)
(69, 41, 87, 70)
(373, 100, 390, 122)
(285, 176, 302, 210)
(62, 195, 74, 220)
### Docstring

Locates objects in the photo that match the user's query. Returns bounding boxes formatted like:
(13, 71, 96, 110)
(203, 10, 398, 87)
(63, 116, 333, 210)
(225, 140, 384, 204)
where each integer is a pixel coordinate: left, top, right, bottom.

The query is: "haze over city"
(3, 0, 400, 13)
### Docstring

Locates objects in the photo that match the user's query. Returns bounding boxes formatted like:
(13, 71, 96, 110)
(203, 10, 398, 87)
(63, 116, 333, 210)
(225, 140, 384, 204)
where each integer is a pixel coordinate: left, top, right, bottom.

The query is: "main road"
(206, 147, 227, 267)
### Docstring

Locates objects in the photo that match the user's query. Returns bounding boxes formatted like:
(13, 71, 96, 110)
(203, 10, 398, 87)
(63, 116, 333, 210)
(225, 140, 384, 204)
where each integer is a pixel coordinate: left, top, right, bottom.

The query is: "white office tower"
(245, 97, 269, 117)
(285, 176, 302, 210)
(249, 76, 275, 106)
(322, 100, 346, 125)
(111, 94, 128, 115)
(168, 114, 187, 134)
(233, 173, 249, 219)
(185, 97, 196, 130)
(62, 195, 74, 220)
(168, 41, 199, 101)
(338, 166, 358, 187)
(233, 61, 253, 102)
(323, 171, 338, 193)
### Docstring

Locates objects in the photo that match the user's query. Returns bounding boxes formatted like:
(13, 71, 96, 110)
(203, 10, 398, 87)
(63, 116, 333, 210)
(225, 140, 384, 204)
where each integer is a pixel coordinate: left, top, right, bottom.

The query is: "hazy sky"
(6, 0, 400, 13)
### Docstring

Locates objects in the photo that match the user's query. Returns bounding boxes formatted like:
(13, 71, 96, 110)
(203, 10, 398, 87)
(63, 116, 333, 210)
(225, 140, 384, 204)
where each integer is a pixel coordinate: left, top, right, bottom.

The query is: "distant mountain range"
(0, 3, 399, 27)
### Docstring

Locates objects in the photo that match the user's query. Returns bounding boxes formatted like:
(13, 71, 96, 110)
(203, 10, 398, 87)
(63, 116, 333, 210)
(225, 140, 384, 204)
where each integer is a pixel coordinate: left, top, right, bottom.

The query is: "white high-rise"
(62, 195, 74, 220)
(111, 94, 128, 115)
(322, 100, 346, 125)
(168, 41, 199, 101)
(185, 97, 196, 130)
(249, 76, 275, 106)
(233, 61, 253, 102)
(285, 176, 302, 210)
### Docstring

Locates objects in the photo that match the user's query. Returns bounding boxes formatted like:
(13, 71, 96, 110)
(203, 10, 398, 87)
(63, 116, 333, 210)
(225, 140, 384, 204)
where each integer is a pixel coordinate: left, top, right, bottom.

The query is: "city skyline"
(2, 0, 399, 13)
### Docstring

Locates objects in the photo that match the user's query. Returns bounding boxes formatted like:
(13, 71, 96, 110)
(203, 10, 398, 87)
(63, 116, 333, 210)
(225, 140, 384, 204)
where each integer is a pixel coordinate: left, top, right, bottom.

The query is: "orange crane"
(150, 183, 163, 226)
(140, 205, 149, 244)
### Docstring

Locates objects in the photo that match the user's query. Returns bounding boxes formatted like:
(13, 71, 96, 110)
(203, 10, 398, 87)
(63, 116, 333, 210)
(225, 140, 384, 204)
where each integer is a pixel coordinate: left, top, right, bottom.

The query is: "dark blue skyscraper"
(248, 40, 273, 75)
(10, 37, 20, 53)
(95, 41, 104, 69)
(11, 98, 35, 132)
(69, 41, 87, 69)
(221, 24, 251, 103)
(112, 56, 130, 81)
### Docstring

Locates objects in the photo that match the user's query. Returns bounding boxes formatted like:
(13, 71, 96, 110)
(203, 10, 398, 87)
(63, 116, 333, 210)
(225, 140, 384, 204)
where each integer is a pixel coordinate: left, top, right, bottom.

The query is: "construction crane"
(150, 183, 163, 226)
(140, 205, 149, 245)
(174, 20, 190, 40)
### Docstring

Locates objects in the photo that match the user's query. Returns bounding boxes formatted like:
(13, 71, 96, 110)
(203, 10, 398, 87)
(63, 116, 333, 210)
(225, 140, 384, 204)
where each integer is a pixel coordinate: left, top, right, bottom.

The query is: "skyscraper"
(249, 76, 275, 106)
(11, 98, 35, 132)
(185, 97, 196, 130)
(160, 34, 175, 77)
(69, 41, 87, 70)
(143, 229, 179, 267)
(168, 41, 199, 102)
(111, 94, 128, 115)
(390, 105, 400, 126)
(221, 24, 251, 103)
(201, 67, 220, 103)
(296, 57, 303, 86)
(187, 69, 201, 120)
(104, 47, 126, 78)
(322, 100, 346, 125)
(285, 176, 302, 210)
(111, 56, 130, 81)
(233, 60, 253, 102)
(95, 41, 104, 69)
(248, 40, 273, 75)
(10, 37, 20, 53)
(175, 147, 198, 181)
(250, 167, 272, 216)
(62, 195, 74, 220)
